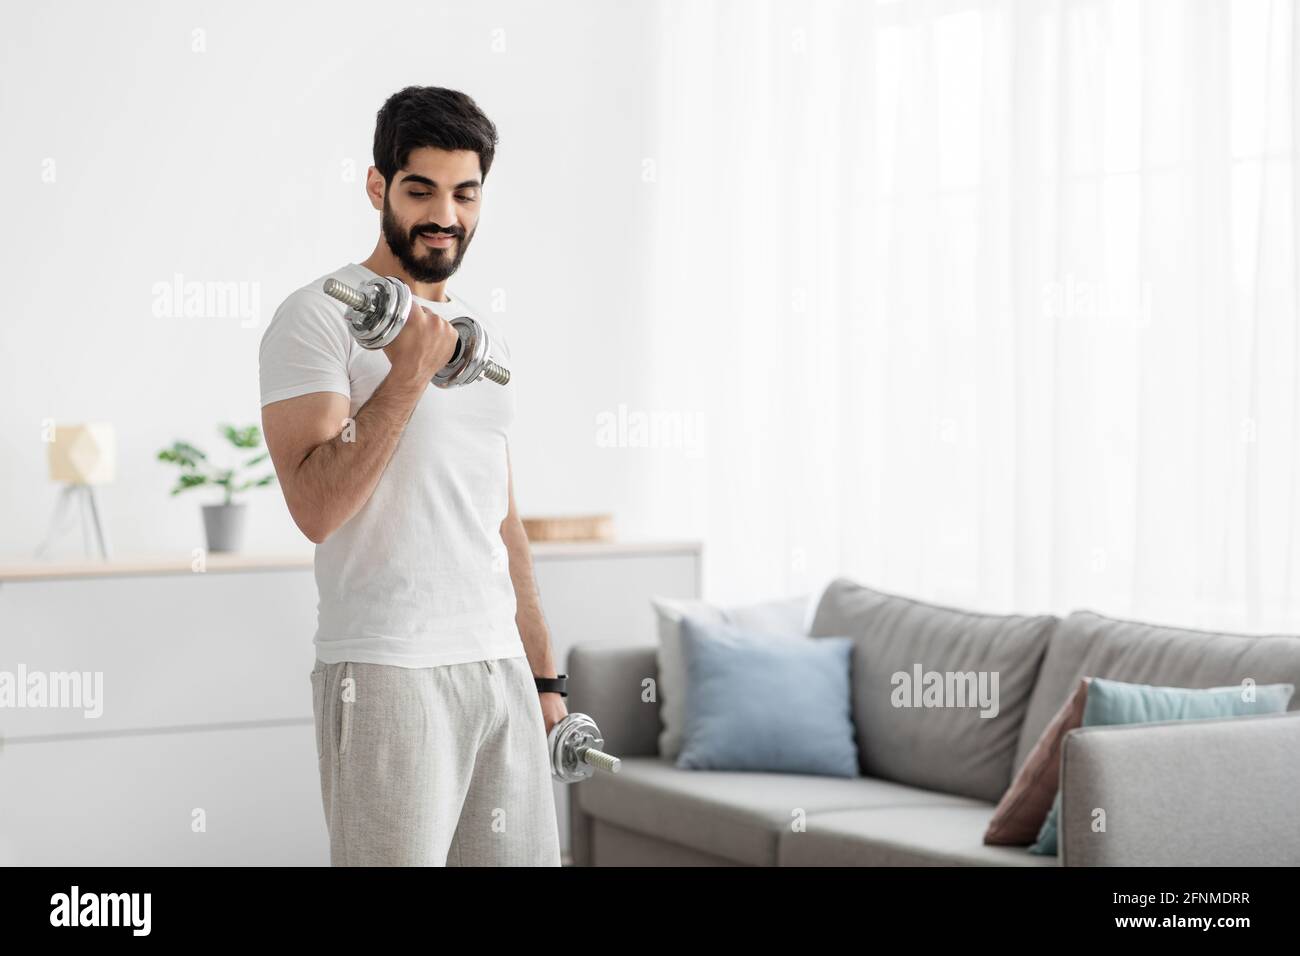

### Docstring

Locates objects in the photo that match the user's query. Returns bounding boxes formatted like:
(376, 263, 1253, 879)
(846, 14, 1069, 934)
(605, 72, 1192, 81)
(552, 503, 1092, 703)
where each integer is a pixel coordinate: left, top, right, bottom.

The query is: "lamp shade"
(48, 423, 116, 485)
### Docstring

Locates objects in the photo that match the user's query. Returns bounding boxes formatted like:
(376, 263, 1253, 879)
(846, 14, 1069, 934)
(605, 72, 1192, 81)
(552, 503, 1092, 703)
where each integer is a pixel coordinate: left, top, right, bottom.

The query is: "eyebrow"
(398, 173, 481, 190)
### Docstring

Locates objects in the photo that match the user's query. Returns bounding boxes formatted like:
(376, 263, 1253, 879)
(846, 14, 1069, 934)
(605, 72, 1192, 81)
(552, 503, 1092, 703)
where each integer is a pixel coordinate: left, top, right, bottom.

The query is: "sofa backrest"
(809, 578, 1058, 803)
(567, 643, 663, 758)
(1013, 610, 1300, 773)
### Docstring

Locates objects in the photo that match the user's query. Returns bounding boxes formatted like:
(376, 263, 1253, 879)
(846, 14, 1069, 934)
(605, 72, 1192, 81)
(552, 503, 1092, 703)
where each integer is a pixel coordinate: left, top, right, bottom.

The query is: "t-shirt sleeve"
(259, 287, 353, 407)
(492, 319, 511, 366)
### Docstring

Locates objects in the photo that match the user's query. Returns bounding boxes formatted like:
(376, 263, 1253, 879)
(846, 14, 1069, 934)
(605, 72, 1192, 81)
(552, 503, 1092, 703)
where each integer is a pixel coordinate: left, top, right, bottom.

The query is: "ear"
(365, 166, 385, 211)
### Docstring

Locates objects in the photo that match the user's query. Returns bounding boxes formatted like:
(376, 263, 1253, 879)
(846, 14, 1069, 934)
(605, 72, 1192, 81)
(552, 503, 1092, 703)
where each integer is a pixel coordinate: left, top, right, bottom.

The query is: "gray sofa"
(566, 578, 1300, 866)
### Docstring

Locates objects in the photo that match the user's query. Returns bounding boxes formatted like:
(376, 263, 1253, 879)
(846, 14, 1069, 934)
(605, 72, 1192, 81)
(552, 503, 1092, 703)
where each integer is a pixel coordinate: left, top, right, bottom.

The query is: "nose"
(429, 195, 460, 233)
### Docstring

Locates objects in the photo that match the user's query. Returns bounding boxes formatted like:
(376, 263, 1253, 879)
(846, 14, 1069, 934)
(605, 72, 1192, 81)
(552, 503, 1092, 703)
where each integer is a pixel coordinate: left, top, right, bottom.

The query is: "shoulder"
(260, 266, 362, 355)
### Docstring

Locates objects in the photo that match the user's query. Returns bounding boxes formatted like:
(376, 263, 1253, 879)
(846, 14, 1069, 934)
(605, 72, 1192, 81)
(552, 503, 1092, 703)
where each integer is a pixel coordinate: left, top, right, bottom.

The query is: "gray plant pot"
(202, 502, 248, 553)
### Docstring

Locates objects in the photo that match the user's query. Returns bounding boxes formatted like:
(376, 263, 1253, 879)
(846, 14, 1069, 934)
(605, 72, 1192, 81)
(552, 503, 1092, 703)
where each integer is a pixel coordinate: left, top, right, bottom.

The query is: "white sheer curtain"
(636, 0, 1300, 631)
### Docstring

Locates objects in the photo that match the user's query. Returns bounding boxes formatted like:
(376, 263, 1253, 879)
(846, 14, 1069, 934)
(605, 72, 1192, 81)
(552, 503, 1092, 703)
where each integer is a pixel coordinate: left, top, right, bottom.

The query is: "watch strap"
(534, 673, 568, 697)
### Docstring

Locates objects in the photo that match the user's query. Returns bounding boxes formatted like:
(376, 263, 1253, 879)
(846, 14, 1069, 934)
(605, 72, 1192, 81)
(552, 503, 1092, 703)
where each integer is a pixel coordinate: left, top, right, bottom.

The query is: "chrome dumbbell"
(547, 713, 621, 784)
(322, 275, 510, 388)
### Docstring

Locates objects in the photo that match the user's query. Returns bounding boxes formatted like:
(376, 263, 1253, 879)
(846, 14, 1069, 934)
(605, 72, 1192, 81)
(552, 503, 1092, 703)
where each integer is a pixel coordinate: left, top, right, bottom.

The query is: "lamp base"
(35, 484, 111, 560)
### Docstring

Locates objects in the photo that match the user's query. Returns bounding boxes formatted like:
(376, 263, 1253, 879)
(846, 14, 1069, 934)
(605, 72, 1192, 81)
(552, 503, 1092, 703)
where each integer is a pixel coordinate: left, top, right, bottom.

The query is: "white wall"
(0, 0, 679, 567)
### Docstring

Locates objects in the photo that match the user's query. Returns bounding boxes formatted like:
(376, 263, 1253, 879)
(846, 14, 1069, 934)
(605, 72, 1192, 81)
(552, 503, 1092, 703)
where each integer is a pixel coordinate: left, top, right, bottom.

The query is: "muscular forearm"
(502, 514, 559, 677)
(295, 370, 427, 542)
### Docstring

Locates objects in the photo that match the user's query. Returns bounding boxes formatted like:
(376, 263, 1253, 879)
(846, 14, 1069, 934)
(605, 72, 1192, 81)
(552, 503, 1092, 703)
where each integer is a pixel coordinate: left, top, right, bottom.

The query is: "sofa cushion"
(576, 755, 980, 866)
(779, 805, 1058, 866)
(1013, 610, 1300, 774)
(676, 617, 858, 776)
(984, 677, 1090, 846)
(1029, 678, 1295, 855)
(589, 818, 744, 866)
(808, 578, 1057, 802)
(652, 593, 812, 760)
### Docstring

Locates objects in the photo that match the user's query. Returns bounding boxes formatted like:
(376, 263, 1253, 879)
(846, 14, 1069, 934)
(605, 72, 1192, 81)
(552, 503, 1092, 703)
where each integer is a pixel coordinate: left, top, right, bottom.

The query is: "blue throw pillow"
(1028, 677, 1295, 855)
(675, 614, 859, 777)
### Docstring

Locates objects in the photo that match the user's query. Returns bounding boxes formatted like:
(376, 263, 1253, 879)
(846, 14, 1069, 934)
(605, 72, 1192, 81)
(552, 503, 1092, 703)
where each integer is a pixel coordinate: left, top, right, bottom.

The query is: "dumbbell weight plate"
(547, 713, 606, 784)
(347, 276, 410, 350)
(432, 316, 491, 389)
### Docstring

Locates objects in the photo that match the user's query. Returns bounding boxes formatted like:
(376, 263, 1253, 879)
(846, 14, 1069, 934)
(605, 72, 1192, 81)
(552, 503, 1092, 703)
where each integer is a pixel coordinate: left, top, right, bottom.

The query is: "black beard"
(380, 197, 474, 283)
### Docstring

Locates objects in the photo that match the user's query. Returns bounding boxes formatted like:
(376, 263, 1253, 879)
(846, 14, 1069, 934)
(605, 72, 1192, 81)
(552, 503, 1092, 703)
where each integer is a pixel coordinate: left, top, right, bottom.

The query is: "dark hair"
(372, 86, 499, 185)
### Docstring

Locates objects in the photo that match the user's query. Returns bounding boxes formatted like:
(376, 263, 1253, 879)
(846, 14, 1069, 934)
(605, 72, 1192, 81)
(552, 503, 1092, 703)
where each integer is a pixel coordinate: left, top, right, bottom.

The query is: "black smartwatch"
(534, 673, 568, 697)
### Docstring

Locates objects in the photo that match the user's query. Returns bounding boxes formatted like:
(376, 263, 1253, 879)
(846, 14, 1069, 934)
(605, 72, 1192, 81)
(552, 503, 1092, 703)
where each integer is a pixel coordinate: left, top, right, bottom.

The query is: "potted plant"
(157, 424, 277, 553)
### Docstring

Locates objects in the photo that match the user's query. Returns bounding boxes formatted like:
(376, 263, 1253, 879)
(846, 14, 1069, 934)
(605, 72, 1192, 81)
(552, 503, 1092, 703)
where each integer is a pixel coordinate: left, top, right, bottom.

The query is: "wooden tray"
(521, 514, 615, 542)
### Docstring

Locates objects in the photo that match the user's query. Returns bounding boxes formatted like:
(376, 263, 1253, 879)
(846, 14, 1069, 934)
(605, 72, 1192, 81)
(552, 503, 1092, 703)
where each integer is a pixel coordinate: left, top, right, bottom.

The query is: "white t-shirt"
(259, 262, 524, 668)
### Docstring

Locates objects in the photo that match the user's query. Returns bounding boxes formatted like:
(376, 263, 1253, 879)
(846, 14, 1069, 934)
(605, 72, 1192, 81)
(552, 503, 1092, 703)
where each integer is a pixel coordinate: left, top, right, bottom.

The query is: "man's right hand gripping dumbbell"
(382, 291, 462, 387)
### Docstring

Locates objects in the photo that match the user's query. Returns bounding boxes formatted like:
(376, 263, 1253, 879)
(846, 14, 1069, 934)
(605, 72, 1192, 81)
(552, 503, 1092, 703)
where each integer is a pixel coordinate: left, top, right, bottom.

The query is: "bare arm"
(261, 297, 460, 543)
(501, 446, 567, 732)
(501, 444, 559, 679)
(260, 373, 425, 542)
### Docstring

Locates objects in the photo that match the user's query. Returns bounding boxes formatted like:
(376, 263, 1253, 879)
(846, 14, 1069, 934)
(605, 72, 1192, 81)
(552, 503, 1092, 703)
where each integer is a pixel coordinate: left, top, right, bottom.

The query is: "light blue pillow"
(675, 614, 858, 777)
(1029, 677, 1295, 855)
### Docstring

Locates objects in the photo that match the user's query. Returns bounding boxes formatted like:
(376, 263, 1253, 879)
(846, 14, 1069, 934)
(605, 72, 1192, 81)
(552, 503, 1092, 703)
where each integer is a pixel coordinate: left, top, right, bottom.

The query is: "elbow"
(303, 518, 334, 545)
(293, 508, 330, 545)
(281, 480, 333, 545)
(282, 482, 337, 544)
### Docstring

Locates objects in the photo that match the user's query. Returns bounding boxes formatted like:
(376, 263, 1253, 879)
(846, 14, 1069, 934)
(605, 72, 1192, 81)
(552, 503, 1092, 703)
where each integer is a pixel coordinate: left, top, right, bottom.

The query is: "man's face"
(377, 147, 482, 283)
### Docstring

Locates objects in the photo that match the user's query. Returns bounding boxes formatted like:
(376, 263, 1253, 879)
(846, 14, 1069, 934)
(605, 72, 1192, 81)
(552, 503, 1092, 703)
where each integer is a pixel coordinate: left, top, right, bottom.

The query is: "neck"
(360, 241, 450, 303)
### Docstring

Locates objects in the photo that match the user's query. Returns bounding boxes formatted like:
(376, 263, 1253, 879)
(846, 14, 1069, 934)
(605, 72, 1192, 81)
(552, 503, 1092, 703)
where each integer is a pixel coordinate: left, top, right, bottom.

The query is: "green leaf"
(234, 473, 278, 493)
(221, 423, 263, 449)
(170, 474, 209, 495)
(158, 441, 208, 468)
(161, 427, 273, 503)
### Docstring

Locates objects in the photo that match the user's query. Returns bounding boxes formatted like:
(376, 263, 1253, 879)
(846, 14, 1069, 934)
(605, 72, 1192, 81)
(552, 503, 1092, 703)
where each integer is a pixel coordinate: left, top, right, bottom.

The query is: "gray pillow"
(676, 615, 858, 777)
(652, 593, 811, 760)
(809, 578, 1058, 802)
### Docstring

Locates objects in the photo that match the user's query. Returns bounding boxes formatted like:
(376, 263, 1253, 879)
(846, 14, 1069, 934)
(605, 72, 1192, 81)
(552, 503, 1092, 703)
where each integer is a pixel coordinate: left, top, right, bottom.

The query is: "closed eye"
(409, 191, 476, 203)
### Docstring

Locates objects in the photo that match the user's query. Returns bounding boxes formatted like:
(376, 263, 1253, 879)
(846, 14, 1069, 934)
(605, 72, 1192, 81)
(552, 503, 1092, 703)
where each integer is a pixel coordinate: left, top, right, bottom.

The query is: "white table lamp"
(35, 423, 116, 560)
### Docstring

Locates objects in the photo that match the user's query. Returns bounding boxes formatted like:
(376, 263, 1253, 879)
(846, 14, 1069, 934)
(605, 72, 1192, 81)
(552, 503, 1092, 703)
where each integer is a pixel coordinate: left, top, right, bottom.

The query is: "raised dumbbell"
(322, 275, 510, 388)
(547, 713, 622, 784)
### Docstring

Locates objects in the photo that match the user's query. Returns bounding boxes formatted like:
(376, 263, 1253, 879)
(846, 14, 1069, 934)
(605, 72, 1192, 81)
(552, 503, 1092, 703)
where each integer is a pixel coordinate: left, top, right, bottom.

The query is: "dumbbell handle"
(323, 277, 378, 313)
(576, 745, 621, 775)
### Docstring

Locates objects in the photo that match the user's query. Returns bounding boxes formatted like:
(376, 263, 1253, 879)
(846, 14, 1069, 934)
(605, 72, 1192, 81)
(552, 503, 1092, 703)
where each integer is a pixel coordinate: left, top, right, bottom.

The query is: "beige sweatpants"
(309, 655, 562, 866)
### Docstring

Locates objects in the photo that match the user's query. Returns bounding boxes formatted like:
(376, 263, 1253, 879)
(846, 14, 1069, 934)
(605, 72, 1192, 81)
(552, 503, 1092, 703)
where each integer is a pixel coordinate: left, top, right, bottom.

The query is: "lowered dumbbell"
(547, 713, 621, 784)
(322, 275, 510, 388)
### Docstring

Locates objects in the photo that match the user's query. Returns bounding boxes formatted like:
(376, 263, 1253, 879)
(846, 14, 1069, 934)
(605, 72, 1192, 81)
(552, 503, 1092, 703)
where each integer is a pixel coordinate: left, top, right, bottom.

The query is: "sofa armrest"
(1058, 712, 1300, 866)
(566, 642, 661, 758)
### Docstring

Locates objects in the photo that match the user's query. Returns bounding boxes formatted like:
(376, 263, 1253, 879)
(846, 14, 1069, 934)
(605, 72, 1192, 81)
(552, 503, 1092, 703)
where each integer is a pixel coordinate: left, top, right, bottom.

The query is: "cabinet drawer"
(0, 722, 326, 865)
(0, 570, 318, 738)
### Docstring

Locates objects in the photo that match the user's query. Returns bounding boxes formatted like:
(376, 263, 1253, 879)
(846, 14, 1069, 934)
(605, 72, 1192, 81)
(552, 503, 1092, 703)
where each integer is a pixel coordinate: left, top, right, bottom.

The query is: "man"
(258, 86, 564, 866)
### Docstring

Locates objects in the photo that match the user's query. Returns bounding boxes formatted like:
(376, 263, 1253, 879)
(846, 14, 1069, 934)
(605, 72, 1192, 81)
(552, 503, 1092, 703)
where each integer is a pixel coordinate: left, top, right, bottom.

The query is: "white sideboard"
(0, 541, 700, 865)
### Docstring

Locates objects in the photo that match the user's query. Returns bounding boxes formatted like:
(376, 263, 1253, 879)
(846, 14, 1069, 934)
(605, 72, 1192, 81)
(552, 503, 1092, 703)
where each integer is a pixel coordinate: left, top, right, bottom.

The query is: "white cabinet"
(0, 543, 699, 865)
